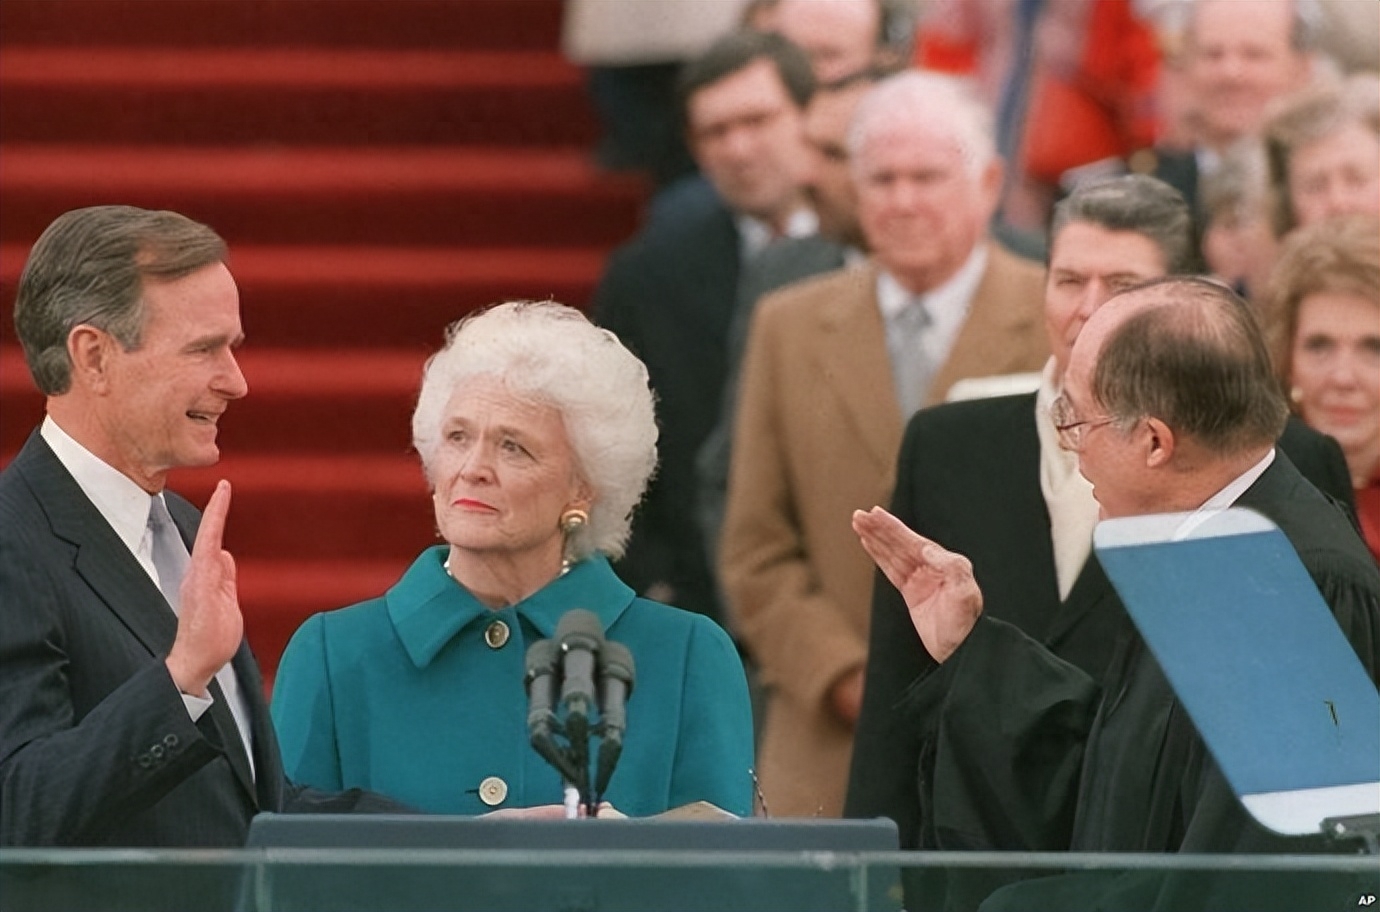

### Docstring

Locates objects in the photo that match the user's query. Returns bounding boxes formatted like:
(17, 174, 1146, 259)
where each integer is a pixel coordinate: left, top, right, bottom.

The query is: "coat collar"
(15, 432, 180, 658)
(812, 261, 905, 469)
(386, 547, 637, 669)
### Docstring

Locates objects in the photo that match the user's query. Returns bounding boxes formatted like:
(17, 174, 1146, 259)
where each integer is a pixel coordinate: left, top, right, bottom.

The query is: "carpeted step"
(0, 145, 647, 248)
(1, 347, 439, 456)
(237, 556, 421, 684)
(1, 244, 608, 350)
(0, 48, 596, 147)
(0, 0, 565, 51)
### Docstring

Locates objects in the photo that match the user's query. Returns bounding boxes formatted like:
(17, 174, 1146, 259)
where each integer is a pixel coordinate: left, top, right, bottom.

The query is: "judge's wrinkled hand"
(852, 507, 982, 663)
(165, 480, 244, 697)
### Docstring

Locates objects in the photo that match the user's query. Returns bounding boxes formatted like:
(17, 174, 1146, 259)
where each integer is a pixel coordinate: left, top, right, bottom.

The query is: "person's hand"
(481, 802, 625, 819)
(165, 480, 243, 696)
(828, 666, 865, 726)
(852, 507, 982, 663)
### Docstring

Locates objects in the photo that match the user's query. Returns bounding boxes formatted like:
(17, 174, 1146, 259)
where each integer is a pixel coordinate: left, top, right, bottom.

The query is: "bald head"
(1074, 278, 1288, 457)
(775, 0, 881, 83)
(1185, 0, 1311, 150)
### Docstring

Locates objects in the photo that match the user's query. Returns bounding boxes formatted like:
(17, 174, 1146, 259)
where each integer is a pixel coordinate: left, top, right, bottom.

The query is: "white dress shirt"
(40, 416, 256, 778)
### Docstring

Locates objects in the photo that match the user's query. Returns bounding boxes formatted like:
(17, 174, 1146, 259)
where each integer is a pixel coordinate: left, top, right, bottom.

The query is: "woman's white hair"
(412, 300, 658, 562)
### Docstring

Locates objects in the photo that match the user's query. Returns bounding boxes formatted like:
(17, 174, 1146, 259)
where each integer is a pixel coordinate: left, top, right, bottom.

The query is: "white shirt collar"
(737, 207, 819, 261)
(875, 242, 989, 325)
(1174, 448, 1276, 541)
(40, 416, 159, 560)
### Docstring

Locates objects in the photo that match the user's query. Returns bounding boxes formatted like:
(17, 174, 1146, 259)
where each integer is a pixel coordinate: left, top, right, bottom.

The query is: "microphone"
(556, 609, 604, 810)
(593, 640, 635, 803)
(524, 639, 574, 781)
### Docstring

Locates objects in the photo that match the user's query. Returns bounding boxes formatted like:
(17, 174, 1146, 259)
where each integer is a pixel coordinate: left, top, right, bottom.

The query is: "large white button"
(484, 619, 510, 649)
(478, 776, 508, 807)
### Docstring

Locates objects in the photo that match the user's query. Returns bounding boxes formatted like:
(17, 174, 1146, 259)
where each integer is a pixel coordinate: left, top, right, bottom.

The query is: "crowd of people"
(1, 1, 1377, 909)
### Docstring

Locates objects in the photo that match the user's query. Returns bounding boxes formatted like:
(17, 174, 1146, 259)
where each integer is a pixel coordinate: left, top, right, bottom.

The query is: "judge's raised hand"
(165, 480, 244, 697)
(852, 507, 982, 663)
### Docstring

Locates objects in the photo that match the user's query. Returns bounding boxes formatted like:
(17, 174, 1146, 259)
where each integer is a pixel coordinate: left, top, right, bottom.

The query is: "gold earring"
(559, 508, 589, 535)
(1289, 386, 1303, 406)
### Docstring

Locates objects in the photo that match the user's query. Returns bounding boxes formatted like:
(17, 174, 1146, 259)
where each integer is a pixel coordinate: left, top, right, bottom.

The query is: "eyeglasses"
(1050, 394, 1118, 451)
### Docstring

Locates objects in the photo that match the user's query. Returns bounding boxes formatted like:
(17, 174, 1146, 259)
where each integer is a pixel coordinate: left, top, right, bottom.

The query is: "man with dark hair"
(853, 277, 1380, 898)
(593, 29, 815, 627)
(846, 177, 1355, 852)
(0, 205, 396, 848)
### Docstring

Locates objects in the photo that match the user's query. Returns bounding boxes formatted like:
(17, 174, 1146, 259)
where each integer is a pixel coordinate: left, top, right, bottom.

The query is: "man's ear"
(1143, 416, 1176, 468)
(66, 325, 115, 394)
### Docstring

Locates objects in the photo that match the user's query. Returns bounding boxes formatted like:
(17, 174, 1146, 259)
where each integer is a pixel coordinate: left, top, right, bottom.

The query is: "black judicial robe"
(911, 455, 1380, 911)
(845, 393, 1356, 850)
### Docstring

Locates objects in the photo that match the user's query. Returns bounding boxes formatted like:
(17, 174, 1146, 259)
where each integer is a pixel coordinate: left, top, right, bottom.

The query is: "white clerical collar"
(1174, 448, 1276, 541)
(737, 207, 819, 261)
(875, 242, 989, 325)
(41, 416, 159, 558)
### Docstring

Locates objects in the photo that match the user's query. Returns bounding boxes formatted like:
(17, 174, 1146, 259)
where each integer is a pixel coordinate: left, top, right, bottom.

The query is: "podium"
(241, 812, 903, 911)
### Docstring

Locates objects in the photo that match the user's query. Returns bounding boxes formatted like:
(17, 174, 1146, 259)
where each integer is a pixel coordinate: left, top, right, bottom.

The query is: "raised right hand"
(852, 506, 983, 663)
(165, 480, 243, 696)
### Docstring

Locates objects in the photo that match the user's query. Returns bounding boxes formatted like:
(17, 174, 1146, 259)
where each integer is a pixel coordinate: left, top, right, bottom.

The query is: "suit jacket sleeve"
(719, 299, 868, 714)
(0, 528, 225, 845)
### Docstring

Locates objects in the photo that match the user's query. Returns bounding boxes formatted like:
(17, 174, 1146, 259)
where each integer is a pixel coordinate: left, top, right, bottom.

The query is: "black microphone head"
(524, 638, 559, 684)
(599, 641, 635, 694)
(556, 608, 605, 653)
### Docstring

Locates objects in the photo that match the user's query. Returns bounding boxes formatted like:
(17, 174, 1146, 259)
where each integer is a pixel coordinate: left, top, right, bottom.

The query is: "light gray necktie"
(148, 495, 189, 613)
(890, 296, 934, 419)
(148, 494, 257, 778)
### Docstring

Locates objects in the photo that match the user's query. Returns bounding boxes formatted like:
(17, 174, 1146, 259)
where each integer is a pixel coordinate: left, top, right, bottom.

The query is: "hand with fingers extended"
(165, 480, 244, 697)
(851, 506, 983, 663)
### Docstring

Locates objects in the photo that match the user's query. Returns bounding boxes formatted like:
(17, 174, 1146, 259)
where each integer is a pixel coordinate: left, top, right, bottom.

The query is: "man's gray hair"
(1050, 174, 1201, 274)
(412, 301, 659, 562)
(1093, 277, 1289, 456)
(14, 205, 227, 395)
(847, 70, 995, 177)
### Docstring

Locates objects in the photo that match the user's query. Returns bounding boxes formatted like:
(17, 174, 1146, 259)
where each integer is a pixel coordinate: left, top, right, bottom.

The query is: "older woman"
(1269, 215, 1380, 561)
(1263, 74, 1380, 238)
(271, 301, 754, 816)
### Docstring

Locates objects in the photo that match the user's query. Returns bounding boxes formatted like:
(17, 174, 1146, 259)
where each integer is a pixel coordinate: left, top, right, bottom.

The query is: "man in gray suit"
(0, 206, 393, 848)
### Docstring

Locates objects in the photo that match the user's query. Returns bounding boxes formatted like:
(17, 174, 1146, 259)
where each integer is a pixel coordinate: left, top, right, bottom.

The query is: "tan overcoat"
(720, 247, 1048, 817)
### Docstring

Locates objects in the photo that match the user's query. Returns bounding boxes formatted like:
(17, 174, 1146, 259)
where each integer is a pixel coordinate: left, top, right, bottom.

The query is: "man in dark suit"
(696, 67, 881, 575)
(1121, 0, 1314, 218)
(0, 205, 390, 847)
(845, 176, 1356, 849)
(593, 30, 815, 626)
(853, 276, 1379, 907)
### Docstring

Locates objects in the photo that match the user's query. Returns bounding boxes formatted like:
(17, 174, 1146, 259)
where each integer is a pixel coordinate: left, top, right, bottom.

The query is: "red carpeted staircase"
(0, 0, 646, 685)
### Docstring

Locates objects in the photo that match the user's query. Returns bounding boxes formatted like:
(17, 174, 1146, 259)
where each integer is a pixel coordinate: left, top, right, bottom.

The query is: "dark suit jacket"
(844, 391, 1357, 847)
(592, 175, 742, 626)
(0, 431, 390, 847)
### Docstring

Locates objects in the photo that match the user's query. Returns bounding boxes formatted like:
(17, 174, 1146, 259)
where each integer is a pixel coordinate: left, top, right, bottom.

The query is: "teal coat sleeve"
(666, 613, 755, 815)
(271, 612, 345, 791)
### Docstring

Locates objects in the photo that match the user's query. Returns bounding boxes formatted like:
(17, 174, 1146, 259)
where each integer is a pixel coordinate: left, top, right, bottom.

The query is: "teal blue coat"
(271, 548, 755, 817)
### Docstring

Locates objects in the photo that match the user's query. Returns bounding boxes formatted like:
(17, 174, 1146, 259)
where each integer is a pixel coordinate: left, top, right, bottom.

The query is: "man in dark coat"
(0, 206, 396, 850)
(852, 277, 1380, 910)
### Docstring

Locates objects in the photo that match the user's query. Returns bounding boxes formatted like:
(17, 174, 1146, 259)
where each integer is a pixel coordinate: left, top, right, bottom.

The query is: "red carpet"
(0, 0, 646, 681)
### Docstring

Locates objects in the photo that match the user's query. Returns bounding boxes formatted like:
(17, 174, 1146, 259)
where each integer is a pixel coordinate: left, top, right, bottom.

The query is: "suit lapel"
(928, 245, 1044, 405)
(21, 435, 180, 657)
(21, 434, 261, 806)
(812, 263, 904, 469)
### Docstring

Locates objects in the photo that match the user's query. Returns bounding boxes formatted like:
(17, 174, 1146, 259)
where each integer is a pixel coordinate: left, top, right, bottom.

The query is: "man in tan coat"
(720, 71, 1048, 817)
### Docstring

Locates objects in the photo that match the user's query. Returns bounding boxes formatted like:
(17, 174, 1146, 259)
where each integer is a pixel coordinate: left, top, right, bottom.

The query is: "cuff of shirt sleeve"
(181, 690, 213, 722)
